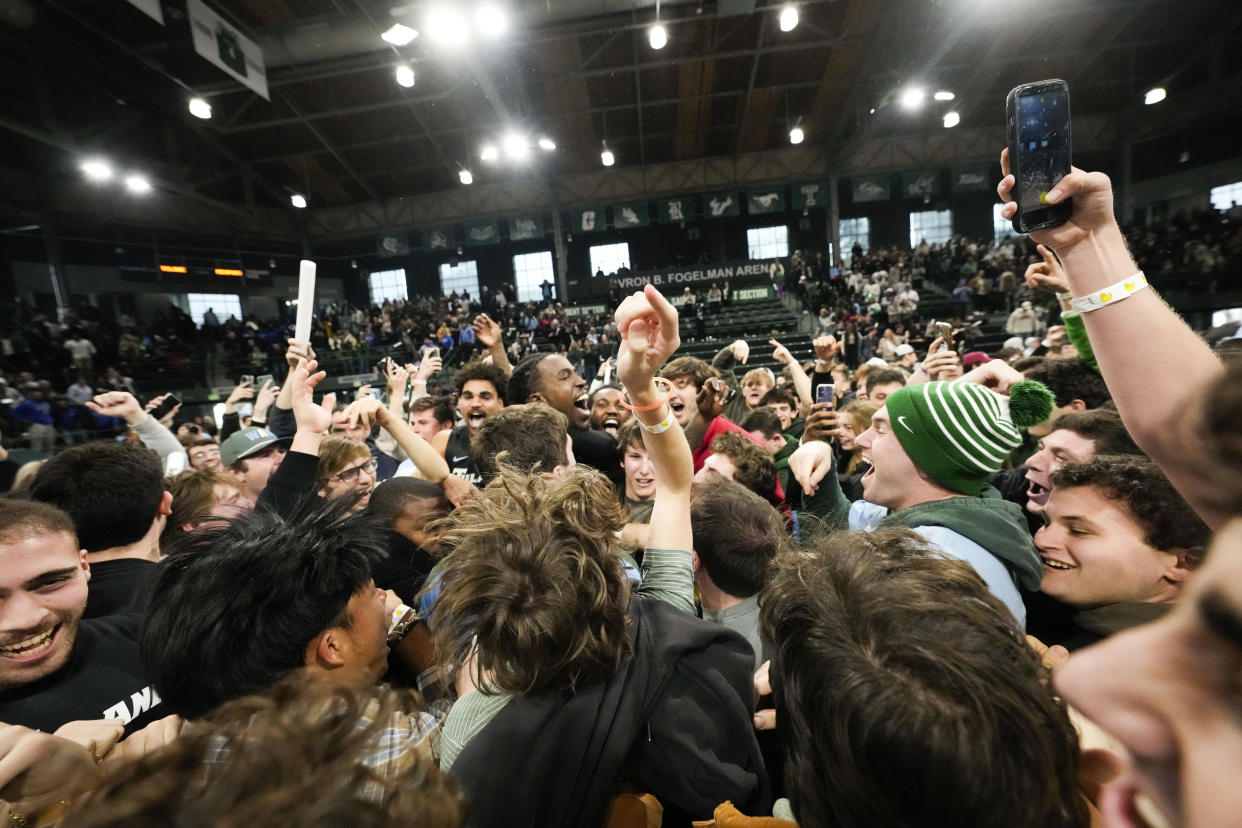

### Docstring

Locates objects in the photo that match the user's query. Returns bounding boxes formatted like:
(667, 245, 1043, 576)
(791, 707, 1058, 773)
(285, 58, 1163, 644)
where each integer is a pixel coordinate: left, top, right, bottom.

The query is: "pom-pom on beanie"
(883, 380, 1054, 495)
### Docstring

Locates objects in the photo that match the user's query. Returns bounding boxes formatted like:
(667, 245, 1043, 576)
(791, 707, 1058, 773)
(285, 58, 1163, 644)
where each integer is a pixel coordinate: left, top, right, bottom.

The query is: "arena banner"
(508, 215, 544, 240)
(187, 0, 269, 100)
(902, 171, 941, 199)
(747, 188, 786, 215)
(465, 221, 500, 246)
(952, 165, 991, 193)
(792, 181, 828, 210)
(704, 191, 741, 218)
(572, 206, 606, 233)
(608, 259, 771, 291)
(612, 202, 649, 228)
(852, 175, 890, 203)
(422, 226, 455, 251)
(658, 196, 698, 224)
(376, 232, 411, 258)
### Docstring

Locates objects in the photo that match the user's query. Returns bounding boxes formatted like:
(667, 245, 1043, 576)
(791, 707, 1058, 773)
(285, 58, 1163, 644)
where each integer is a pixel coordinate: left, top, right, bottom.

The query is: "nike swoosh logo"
(451, 455, 469, 463)
(898, 416, 914, 434)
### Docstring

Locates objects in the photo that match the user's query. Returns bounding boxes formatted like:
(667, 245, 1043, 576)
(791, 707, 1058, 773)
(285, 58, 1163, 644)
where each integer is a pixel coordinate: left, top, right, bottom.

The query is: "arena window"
(368, 269, 408, 304)
(909, 209, 953, 248)
(747, 225, 789, 260)
(513, 251, 556, 303)
(186, 293, 242, 327)
(589, 242, 630, 277)
(439, 260, 480, 298)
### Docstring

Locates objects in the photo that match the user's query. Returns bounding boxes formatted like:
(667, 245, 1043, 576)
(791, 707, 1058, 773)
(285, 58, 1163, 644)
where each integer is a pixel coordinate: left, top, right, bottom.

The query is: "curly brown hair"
(60, 676, 463, 828)
(428, 465, 631, 696)
(706, 431, 776, 499)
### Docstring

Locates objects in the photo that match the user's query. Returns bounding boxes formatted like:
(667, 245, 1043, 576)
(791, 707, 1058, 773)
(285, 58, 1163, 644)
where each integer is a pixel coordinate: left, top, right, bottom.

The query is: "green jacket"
(881, 488, 1044, 591)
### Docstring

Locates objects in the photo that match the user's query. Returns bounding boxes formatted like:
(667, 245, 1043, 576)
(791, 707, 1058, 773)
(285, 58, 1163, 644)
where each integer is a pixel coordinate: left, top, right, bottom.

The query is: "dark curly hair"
(1051, 455, 1210, 553)
(453, 361, 508, 404)
(761, 527, 1088, 828)
(506, 353, 553, 406)
(428, 465, 630, 696)
(60, 676, 463, 828)
(706, 431, 777, 499)
(1022, 358, 1111, 409)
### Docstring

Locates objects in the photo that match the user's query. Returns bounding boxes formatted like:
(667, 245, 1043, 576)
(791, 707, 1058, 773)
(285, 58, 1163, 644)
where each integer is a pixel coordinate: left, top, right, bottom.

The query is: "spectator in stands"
(691, 480, 786, 667)
(66, 376, 93, 407)
(63, 334, 96, 375)
(12, 387, 55, 453)
(1035, 456, 1208, 650)
(30, 442, 171, 619)
(0, 501, 165, 735)
(861, 368, 907, 404)
(1006, 300, 1040, 338)
(760, 527, 1088, 827)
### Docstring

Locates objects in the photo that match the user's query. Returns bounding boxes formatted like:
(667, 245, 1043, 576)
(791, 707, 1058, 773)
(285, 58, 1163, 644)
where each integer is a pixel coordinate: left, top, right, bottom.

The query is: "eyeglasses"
(332, 458, 377, 483)
(190, 447, 221, 462)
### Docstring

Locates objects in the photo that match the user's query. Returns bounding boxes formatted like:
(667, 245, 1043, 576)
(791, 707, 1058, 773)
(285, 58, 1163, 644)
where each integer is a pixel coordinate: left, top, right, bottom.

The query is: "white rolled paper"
(295, 259, 316, 345)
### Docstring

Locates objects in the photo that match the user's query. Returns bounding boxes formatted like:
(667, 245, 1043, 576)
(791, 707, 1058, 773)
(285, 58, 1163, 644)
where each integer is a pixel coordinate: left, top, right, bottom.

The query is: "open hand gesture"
(1024, 244, 1069, 294)
(290, 358, 334, 434)
(614, 284, 681, 390)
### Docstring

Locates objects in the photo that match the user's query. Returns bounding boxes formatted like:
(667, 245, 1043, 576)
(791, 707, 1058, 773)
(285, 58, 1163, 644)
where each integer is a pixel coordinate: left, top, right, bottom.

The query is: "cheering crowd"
(1, 156, 1241, 827)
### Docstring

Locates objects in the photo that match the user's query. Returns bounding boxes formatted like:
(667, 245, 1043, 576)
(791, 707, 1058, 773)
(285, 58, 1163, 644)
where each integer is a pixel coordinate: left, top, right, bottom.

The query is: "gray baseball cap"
(220, 427, 291, 467)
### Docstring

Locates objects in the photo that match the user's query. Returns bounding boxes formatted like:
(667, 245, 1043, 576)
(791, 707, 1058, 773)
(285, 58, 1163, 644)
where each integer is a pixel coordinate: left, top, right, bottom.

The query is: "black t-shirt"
(83, 558, 156, 620)
(446, 424, 483, 486)
(569, 426, 624, 488)
(0, 614, 163, 734)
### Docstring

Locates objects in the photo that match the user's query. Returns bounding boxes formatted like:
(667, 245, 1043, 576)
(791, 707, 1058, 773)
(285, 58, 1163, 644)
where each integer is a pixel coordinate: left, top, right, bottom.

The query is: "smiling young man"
(0, 501, 162, 734)
(431, 362, 508, 487)
(588, 384, 629, 436)
(661, 356, 758, 473)
(1033, 456, 1208, 650)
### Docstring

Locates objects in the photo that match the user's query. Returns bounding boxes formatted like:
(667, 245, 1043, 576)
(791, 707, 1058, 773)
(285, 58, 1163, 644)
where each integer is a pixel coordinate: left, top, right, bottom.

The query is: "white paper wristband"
(1069, 272, 1148, 314)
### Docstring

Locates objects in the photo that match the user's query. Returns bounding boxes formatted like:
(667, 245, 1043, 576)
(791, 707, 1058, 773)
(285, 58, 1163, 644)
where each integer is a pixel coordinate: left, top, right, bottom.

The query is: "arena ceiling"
(0, 0, 1238, 235)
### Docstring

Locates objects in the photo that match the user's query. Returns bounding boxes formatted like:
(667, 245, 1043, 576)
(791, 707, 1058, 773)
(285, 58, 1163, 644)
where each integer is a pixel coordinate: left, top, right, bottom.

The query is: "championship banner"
(572, 206, 606, 233)
(465, 221, 500, 246)
(792, 181, 828, 210)
(747, 188, 786, 215)
(852, 175, 890, 203)
(902, 171, 941, 199)
(608, 259, 771, 291)
(612, 202, 649, 228)
(658, 197, 697, 224)
(187, 0, 269, 100)
(508, 216, 544, 241)
(704, 191, 740, 218)
(376, 232, 410, 258)
(952, 165, 991, 193)
(423, 226, 455, 251)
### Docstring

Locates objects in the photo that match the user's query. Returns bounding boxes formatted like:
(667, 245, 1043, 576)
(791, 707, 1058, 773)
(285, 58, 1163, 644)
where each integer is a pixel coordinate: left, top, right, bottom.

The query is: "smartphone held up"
(1005, 79, 1072, 234)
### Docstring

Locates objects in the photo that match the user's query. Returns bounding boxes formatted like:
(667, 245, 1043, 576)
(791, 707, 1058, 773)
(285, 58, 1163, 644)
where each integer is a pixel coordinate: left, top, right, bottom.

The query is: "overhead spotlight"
(124, 174, 151, 194)
(351, 259, 358, 269)
(290, 193, 307, 209)
(502, 132, 529, 161)
(869, 107, 876, 114)
(426, 6, 469, 48)
(942, 111, 960, 128)
(601, 148, 616, 167)
(475, 3, 508, 40)
(269, 258, 277, 268)
(933, 90, 955, 102)
(779, 4, 799, 32)
(394, 64, 416, 88)
(80, 158, 113, 182)
(188, 97, 212, 119)
(480, 144, 499, 162)
(789, 126, 805, 144)
(459, 169, 474, 185)
(1144, 87, 1167, 105)
(538, 136, 557, 151)
(381, 23, 418, 46)
(648, 23, 667, 50)
(899, 86, 925, 111)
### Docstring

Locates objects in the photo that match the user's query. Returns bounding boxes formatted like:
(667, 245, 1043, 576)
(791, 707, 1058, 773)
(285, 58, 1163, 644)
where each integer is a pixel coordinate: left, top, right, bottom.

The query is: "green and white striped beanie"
(883, 380, 1054, 495)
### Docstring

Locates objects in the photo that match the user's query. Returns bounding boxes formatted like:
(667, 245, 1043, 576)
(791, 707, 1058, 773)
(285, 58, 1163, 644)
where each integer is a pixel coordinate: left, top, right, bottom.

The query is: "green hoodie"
(881, 486, 1044, 591)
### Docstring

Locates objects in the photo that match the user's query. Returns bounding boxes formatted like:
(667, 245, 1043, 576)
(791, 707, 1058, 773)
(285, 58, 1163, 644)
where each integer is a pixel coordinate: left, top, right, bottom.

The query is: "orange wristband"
(620, 377, 673, 411)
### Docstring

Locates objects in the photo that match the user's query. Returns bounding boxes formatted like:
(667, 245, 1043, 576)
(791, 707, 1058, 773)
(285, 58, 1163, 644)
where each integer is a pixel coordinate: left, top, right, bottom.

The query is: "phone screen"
(149, 394, 180, 421)
(816, 383, 835, 407)
(1014, 87, 1070, 214)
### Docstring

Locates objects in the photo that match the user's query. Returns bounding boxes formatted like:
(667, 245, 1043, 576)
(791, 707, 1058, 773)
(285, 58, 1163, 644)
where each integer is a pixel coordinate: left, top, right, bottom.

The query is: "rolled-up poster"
(295, 259, 316, 345)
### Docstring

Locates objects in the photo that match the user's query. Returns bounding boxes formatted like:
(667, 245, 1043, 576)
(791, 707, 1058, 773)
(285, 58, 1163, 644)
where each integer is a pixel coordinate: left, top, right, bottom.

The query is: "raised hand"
(87, 391, 144, 425)
(225, 381, 255, 407)
(1025, 244, 1070, 294)
(695, 377, 731, 421)
(413, 355, 442, 384)
(813, 335, 842, 364)
(384, 359, 410, 395)
(285, 338, 316, 371)
(802, 402, 842, 444)
(729, 339, 751, 365)
(770, 338, 793, 366)
(472, 313, 503, 348)
(253, 379, 280, 417)
(614, 284, 681, 391)
(343, 396, 392, 431)
(289, 358, 334, 435)
(997, 147, 1119, 254)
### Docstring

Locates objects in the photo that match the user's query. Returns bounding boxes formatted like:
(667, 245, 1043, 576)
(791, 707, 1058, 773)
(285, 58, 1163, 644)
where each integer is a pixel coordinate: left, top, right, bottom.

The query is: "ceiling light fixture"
(779, 5, 799, 32)
(1144, 87, 1167, 105)
(124, 174, 151, 194)
(425, 6, 469, 48)
(538, 136, 556, 151)
(943, 111, 960, 128)
(80, 158, 113, 182)
(475, 3, 508, 40)
(601, 148, 616, 167)
(459, 169, 474, 185)
(188, 97, 212, 119)
(789, 126, 804, 144)
(480, 144, 499, 162)
(394, 64, 416, 88)
(381, 23, 418, 46)
(933, 90, 955, 102)
(290, 193, 307, 208)
(502, 133, 530, 161)
(899, 86, 925, 111)
(648, 23, 667, 49)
